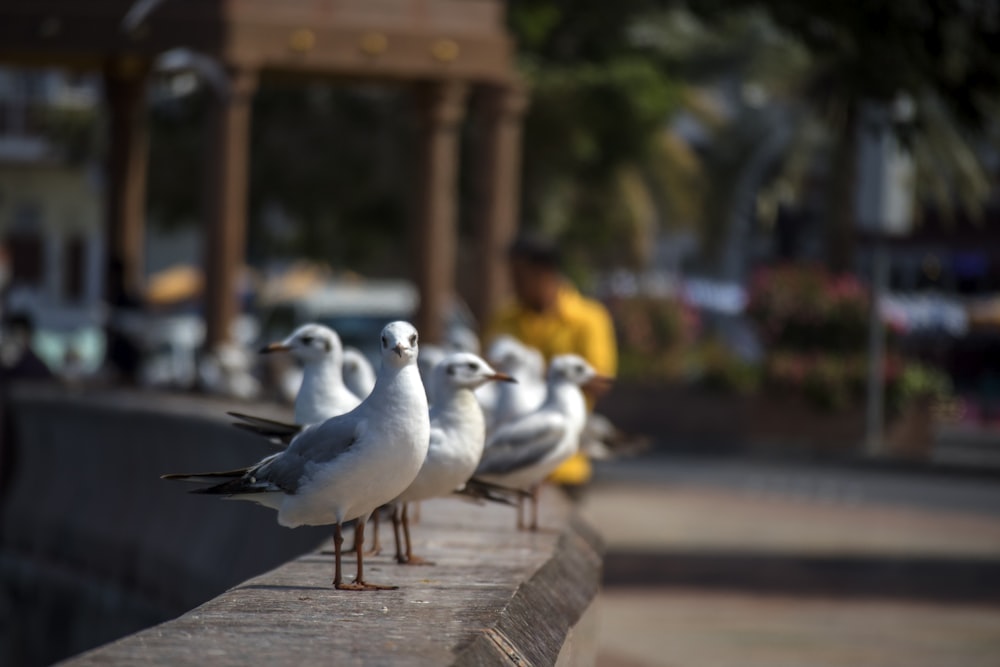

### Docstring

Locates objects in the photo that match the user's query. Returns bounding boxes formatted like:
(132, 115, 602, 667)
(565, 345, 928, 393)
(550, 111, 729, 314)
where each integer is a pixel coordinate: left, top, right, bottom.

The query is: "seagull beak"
(583, 375, 614, 392)
(260, 342, 292, 354)
(488, 372, 517, 383)
(393, 342, 405, 358)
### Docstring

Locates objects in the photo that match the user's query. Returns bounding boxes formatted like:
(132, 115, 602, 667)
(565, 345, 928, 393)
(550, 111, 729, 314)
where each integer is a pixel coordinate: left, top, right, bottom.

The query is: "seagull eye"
(381, 335, 388, 347)
(300, 336, 314, 345)
(467, 362, 477, 371)
(409, 333, 417, 346)
(576, 364, 585, 374)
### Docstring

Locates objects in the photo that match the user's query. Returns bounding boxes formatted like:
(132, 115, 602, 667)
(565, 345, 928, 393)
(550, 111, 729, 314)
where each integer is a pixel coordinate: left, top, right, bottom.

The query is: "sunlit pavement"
(580, 456, 1000, 667)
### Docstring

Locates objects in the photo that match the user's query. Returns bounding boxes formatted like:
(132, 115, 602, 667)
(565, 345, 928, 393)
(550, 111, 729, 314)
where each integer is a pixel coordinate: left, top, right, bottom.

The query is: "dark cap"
(508, 231, 561, 269)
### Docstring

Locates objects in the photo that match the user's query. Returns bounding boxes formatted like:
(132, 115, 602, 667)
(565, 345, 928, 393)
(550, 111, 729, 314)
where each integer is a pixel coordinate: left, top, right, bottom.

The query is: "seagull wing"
(475, 411, 566, 476)
(163, 413, 363, 496)
(228, 411, 303, 445)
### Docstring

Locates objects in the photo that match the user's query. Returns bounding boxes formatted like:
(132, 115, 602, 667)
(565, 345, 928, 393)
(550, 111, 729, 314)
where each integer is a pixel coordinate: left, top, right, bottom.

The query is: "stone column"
(472, 82, 528, 332)
(203, 67, 257, 350)
(103, 56, 149, 302)
(412, 81, 468, 344)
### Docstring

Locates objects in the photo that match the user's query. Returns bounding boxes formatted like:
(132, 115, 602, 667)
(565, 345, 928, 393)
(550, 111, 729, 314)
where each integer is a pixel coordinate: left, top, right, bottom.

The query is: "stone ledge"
(3, 384, 603, 666)
(62, 488, 602, 666)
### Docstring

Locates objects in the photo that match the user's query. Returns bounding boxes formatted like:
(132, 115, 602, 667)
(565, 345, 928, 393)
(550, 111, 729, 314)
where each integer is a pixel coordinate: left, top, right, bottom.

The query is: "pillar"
(103, 57, 149, 303)
(412, 81, 468, 344)
(203, 67, 257, 350)
(472, 82, 528, 331)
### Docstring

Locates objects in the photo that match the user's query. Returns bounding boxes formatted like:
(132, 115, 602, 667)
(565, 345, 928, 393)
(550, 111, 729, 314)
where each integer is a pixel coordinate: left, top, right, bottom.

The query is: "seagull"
(580, 412, 650, 461)
(260, 323, 360, 425)
(163, 321, 430, 590)
(479, 335, 547, 434)
(389, 352, 514, 565)
(342, 346, 376, 399)
(417, 343, 449, 404)
(473, 354, 610, 531)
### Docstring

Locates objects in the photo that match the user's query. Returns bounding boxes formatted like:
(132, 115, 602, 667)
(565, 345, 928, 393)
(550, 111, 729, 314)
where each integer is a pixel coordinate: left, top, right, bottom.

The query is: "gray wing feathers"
(476, 412, 566, 476)
(163, 415, 361, 496)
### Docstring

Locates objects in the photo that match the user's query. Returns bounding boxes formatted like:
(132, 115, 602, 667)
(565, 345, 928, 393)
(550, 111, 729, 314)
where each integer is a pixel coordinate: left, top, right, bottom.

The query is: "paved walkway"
(580, 462, 1000, 667)
(595, 589, 1000, 667)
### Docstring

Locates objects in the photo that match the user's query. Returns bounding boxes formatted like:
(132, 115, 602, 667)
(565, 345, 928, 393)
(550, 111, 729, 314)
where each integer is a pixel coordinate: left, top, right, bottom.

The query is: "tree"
(508, 0, 681, 273)
(690, 0, 1000, 270)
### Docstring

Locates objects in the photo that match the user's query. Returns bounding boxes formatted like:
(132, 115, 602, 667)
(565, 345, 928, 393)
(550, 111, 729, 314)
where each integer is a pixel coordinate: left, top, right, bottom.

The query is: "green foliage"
(698, 340, 761, 394)
(607, 294, 700, 380)
(510, 0, 682, 267)
(889, 362, 954, 414)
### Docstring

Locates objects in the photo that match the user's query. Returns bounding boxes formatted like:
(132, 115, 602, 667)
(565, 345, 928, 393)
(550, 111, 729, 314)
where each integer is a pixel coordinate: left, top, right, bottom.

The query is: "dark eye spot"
(447, 365, 456, 376)
(467, 362, 477, 371)
(409, 333, 417, 346)
(300, 336, 314, 345)
(381, 335, 388, 347)
(575, 364, 585, 374)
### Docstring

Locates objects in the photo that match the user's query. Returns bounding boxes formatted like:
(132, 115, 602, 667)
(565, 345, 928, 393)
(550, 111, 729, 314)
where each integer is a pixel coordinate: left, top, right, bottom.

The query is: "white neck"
(296, 357, 347, 421)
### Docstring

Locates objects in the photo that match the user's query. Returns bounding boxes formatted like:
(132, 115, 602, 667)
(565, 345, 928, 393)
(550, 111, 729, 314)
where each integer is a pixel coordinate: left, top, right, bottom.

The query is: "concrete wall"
(0, 384, 327, 667)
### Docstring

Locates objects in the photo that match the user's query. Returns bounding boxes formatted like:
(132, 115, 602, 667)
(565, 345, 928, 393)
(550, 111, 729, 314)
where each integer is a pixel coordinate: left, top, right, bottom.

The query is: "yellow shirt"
(487, 283, 618, 485)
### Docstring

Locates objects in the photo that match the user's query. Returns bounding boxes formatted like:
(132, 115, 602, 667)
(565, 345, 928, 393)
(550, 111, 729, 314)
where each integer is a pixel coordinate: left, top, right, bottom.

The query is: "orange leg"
(399, 503, 433, 565)
(335, 517, 397, 591)
(332, 523, 344, 586)
(529, 485, 540, 531)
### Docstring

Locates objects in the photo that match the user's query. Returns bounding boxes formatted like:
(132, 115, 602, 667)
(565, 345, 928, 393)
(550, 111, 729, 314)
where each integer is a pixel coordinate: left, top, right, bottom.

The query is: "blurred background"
(1, 1, 999, 666)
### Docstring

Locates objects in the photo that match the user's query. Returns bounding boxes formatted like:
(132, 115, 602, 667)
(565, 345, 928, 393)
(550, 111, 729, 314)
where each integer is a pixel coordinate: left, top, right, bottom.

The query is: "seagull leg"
(365, 510, 382, 556)
(332, 522, 344, 587)
(336, 516, 397, 591)
(400, 503, 433, 566)
(348, 521, 362, 555)
(529, 485, 540, 531)
(392, 504, 406, 564)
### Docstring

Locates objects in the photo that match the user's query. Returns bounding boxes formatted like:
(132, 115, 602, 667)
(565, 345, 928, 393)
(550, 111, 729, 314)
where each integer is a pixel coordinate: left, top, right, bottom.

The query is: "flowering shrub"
(748, 264, 870, 353)
(748, 264, 947, 414)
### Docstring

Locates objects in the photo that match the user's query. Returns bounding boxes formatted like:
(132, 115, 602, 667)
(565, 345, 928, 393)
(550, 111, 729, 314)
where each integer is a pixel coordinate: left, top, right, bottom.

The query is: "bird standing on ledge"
(163, 321, 430, 591)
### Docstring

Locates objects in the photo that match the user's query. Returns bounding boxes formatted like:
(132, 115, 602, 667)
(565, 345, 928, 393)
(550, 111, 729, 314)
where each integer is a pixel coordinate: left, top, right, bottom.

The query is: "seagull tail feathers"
(228, 411, 303, 444)
(161, 466, 251, 484)
(455, 478, 530, 506)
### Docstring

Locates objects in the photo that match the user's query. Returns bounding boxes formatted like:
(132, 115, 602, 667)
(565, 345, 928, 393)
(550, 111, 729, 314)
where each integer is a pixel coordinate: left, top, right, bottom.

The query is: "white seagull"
(390, 352, 514, 564)
(479, 335, 547, 434)
(342, 346, 376, 399)
(473, 354, 610, 530)
(260, 323, 360, 424)
(164, 321, 430, 590)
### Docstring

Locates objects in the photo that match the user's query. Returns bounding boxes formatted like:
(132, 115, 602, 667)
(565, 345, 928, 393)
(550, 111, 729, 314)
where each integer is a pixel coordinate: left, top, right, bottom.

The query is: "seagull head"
(487, 335, 544, 379)
(435, 352, 516, 392)
(260, 323, 343, 365)
(547, 354, 613, 391)
(380, 321, 420, 369)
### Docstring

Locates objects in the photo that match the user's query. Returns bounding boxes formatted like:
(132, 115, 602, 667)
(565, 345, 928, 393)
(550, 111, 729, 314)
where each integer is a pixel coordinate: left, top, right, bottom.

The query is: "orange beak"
(488, 372, 517, 383)
(583, 375, 614, 392)
(259, 342, 292, 354)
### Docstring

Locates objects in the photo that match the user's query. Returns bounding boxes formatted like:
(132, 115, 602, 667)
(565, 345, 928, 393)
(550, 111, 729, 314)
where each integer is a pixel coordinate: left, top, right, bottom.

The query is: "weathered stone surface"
(63, 490, 601, 666)
(1, 385, 602, 666)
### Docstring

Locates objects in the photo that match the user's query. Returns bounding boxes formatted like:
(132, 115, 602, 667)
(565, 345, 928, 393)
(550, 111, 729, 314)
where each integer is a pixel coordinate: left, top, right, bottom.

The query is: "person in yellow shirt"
(486, 233, 617, 489)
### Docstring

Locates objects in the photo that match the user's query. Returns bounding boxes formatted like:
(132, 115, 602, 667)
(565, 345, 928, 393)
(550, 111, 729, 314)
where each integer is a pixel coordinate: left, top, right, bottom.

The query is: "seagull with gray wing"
(163, 321, 430, 590)
(474, 354, 610, 531)
(342, 346, 376, 399)
(260, 323, 360, 424)
(389, 352, 514, 564)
